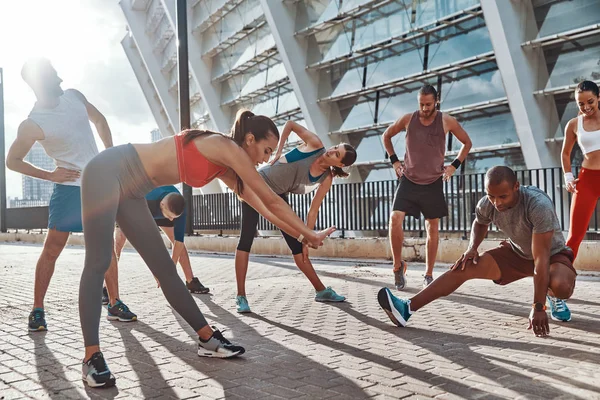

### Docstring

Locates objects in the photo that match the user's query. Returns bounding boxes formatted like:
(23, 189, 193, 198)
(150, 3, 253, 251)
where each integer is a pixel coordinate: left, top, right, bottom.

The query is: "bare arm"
(561, 119, 579, 192)
(6, 120, 80, 183)
(271, 121, 323, 164)
(209, 139, 334, 247)
(72, 90, 113, 149)
(306, 173, 333, 230)
(219, 170, 302, 237)
(452, 220, 489, 270)
(444, 114, 472, 163)
(382, 113, 411, 177)
(171, 241, 185, 265)
(529, 231, 553, 336)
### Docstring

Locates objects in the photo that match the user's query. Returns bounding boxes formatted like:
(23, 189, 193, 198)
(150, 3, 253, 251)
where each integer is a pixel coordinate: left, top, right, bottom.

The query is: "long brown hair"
(331, 143, 357, 178)
(181, 109, 279, 194)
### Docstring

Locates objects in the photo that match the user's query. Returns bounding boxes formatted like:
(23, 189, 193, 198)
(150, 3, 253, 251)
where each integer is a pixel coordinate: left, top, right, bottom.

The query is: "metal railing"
(190, 166, 597, 236)
(5, 167, 598, 237)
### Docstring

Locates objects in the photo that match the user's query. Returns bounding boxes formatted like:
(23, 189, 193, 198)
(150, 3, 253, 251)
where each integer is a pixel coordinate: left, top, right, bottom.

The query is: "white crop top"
(577, 115, 600, 155)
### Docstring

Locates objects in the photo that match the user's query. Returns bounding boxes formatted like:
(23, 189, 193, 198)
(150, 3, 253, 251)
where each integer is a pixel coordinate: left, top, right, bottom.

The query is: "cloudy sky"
(0, 0, 156, 199)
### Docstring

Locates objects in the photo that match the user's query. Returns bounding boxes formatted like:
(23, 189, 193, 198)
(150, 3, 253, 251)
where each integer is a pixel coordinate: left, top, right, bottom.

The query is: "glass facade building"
(22, 142, 55, 202)
(120, 0, 600, 191)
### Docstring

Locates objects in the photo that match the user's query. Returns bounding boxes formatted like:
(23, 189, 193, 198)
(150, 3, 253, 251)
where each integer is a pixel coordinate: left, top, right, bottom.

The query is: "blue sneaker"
(28, 308, 47, 332)
(377, 287, 412, 327)
(107, 299, 137, 322)
(82, 352, 116, 388)
(236, 296, 251, 313)
(547, 295, 571, 322)
(315, 287, 346, 302)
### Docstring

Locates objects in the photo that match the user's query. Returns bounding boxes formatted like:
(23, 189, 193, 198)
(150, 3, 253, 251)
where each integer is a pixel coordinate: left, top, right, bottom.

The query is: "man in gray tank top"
(382, 85, 472, 290)
(6, 58, 137, 332)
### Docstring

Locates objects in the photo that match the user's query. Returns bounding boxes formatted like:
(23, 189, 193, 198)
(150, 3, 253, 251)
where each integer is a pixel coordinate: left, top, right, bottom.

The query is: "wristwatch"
(532, 302, 546, 311)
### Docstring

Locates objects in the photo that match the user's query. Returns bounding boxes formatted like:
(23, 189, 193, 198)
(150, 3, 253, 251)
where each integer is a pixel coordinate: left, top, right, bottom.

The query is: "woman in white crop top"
(561, 80, 600, 259)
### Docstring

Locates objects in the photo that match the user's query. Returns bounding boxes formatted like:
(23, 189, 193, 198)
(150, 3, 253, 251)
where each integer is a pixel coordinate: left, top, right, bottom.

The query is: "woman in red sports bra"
(78, 109, 335, 388)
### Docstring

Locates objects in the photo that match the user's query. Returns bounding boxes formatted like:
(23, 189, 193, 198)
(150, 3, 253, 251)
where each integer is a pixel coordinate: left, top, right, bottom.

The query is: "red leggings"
(566, 168, 600, 259)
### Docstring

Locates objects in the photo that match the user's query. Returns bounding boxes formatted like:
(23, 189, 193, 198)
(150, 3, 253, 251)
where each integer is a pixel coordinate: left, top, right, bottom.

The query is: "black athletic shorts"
(392, 176, 448, 219)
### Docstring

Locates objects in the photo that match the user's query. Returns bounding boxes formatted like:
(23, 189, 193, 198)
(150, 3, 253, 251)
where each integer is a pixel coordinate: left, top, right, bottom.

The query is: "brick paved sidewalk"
(1, 242, 599, 400)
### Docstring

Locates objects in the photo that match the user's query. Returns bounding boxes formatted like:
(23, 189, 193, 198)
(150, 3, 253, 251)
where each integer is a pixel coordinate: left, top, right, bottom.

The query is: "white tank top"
(28, 89, 99, 186)
(577, 115, 600, 155)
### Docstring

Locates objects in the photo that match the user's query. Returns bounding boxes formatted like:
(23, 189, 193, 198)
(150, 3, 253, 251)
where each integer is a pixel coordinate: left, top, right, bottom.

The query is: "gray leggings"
(79, 144, 208, 347)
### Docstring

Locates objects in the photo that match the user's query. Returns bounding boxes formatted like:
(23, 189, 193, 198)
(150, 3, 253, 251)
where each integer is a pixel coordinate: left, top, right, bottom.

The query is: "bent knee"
(552, 279, 576, 299)
(389, 212, 405, 228)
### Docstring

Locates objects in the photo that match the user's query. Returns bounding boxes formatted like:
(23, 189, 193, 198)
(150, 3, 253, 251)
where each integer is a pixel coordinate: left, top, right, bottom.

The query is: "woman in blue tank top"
(235, 121, 357, 313)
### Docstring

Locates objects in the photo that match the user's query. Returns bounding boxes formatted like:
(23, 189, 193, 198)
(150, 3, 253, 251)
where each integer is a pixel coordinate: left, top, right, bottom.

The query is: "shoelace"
(90, 354, 110, 375)
(31, 310, 44, 321)
(551, 298, 567, 312)
(116, 301, 131, 313)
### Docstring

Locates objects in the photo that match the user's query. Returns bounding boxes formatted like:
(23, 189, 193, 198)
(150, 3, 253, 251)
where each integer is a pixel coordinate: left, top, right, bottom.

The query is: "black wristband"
(389, 154, 400, 164)
(451, 158, 461, 169)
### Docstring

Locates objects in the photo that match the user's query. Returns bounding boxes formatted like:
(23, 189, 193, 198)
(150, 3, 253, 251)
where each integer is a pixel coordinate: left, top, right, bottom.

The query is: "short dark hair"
(485, 166, 517, 187)
(165, 193, 185, 216)
(418, 84, 438, 101)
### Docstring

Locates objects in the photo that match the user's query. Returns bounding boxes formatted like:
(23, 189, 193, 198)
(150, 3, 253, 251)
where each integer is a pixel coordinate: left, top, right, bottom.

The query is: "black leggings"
(79, 144, 208, 347)
(236, 194, 303, 255)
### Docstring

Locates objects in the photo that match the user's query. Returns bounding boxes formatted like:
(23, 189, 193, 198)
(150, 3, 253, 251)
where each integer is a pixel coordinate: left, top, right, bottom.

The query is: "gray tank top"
(403, 111, 446, 185)
(258, 148, 327, 194)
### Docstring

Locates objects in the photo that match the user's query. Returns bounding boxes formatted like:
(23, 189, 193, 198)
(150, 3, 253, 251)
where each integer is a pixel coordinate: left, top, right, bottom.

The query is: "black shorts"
(392, 176, 448, 219)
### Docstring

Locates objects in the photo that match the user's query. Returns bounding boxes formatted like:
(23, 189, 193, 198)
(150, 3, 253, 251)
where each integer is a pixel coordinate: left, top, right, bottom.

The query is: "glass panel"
(534, 0, 600, 38)
(365, 51, 425, 88)
(414, 0, 480, 26)
(427, 27, 492, 69)
(464, 151, 526, 174)
(544, 37, 600, 89)
(353, 134, 388, 163)
(458, 113, 519, 150)
(378, 90, 419, 123)
(314, 26, 353, 61)
(326, 65, 365, 97)
(339, 101, 376, 131)
(441, 69, 505, 110)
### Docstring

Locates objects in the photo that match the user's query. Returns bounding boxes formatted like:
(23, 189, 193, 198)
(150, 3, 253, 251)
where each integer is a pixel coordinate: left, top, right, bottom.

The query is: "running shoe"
(198, 329, 245, 358)
(82, 352, 116, 388)
(377, 287, 412, 327)
(107, 299, 137, 322)
(28, 308, 47, 332)
(236, 296, 251, 313)
(102, 287, 109, 306)
(423, 275, 434, 288)
(187, 278, 210, 294)
(394, 261, 407, 290)
(315, 287, 346, 302)
(547, 295, 571, 322)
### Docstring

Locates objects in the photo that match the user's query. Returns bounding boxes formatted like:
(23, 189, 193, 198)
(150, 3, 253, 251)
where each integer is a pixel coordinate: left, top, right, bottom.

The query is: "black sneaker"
(107, 299, 137, 322)
(187, 277, 210, 294)
(28, 308, 47, 332)
(82, 352, 116, 388)
(198, 328, 245, 358)
(102, 287, 109, 306)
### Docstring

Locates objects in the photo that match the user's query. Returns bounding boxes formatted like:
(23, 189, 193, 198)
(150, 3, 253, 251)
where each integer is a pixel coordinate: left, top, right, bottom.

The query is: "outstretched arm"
(271, 121, 324, 164)
(306, 173, 333, 230)
(211, 139, 334, 248)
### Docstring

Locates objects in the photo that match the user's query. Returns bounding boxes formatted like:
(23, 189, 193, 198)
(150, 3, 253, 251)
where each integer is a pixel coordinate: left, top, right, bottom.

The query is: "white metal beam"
(481, 0, 559, 168)
(121, 0, 179, 132)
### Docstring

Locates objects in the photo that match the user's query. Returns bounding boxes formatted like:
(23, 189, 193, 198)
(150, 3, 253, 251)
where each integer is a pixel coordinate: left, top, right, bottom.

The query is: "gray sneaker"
(423, 275, 434, 288)
(394, 261, 407, 290)
(82, 352, 115, 388)
(198, 329, 245, 358)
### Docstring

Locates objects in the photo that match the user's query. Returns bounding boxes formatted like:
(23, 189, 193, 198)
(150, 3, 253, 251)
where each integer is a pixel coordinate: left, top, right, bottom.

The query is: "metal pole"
(0, 68, 7, 232)
(176, 0, 193, 235)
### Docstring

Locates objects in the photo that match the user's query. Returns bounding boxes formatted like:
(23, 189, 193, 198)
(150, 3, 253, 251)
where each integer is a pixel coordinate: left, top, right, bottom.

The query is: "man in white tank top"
(6, 58, 137, 332)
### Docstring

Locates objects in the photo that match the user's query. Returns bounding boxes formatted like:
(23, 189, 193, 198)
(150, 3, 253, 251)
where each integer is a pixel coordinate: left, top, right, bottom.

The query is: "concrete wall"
(1, 232, 597, 272)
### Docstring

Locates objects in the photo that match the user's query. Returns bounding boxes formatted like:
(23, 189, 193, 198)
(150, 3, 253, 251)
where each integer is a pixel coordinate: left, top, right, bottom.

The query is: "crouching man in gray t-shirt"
(377, 166, 577, 336)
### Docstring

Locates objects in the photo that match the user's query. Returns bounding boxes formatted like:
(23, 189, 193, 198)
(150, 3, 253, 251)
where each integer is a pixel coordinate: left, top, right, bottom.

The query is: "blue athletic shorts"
(48, 184, 83, 232)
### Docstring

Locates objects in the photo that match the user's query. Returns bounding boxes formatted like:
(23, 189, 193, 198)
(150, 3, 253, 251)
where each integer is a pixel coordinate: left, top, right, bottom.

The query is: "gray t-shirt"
(475, 185, 568, 259)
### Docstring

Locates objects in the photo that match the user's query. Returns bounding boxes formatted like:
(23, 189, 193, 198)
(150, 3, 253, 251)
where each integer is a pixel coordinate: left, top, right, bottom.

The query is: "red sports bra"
(174, 133, 228, 187)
